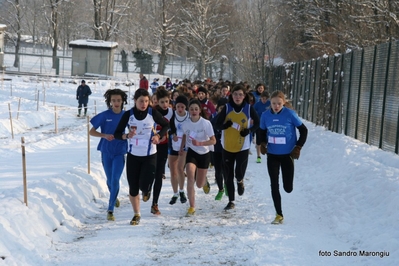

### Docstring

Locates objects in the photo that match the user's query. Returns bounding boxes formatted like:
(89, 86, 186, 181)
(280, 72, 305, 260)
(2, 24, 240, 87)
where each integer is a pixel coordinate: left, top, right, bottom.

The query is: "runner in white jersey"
(180, 99, 216, 216)
(114, 89, 169, 225)
(168, 95, 190, 205)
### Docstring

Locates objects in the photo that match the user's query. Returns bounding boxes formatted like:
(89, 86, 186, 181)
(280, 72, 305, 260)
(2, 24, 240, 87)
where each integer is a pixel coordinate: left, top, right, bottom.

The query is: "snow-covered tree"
(92, 0, 133, 41)
(148, 0, 180, 75)
(179, 0, 230, 80)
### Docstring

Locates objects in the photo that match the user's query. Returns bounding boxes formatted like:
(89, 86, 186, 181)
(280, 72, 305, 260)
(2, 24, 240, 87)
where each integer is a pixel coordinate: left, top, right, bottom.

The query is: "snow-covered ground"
(0, 75, 398, 266)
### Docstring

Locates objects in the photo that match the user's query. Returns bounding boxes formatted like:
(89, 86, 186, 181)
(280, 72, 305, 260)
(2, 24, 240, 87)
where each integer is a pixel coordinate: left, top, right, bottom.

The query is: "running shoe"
(224, 201, 235, 211)
(107, 211, 115, 221)
(203, 180, 210, 194)
(215, 190, 224, 201)
(186, 207, 196, 216)
(271, 214, 284, 224)
(179, 191, 187, 203)
(169, 195, 178, 205)
(142, 191, 151, 202)
(151, 204, 161, 215)
(237, 180, 245, 196)
(130, 214, 141, 225)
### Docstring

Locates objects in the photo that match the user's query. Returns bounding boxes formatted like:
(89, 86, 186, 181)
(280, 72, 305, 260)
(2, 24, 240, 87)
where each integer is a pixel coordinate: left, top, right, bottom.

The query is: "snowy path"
(45, 123, 398, 266)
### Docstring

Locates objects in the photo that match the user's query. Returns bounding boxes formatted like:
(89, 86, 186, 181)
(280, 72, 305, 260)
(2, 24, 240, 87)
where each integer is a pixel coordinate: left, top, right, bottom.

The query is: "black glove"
(240, 128, 250, 137)
(222, 120, 233, 129)
(290, 145, 302, 159)
(260, 142, 267, 155)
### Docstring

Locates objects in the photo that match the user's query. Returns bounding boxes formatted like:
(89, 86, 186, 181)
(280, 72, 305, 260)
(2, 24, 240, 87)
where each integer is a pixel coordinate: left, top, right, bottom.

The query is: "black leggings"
(126, 153, 157, 197)
(152, 143, 168, 205)
(213, 151, 224, 191)
(267, 154, 294, 216)
(222, 149, 249, 202)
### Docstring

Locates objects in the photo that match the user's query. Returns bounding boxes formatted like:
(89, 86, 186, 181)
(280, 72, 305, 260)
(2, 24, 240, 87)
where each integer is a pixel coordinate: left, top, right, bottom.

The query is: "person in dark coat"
(76, 80, 92, 117)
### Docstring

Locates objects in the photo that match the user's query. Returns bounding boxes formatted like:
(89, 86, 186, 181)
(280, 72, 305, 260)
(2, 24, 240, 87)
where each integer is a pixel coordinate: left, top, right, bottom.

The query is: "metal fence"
(272, 40, 399, 155)
(3, 47, 206, 81)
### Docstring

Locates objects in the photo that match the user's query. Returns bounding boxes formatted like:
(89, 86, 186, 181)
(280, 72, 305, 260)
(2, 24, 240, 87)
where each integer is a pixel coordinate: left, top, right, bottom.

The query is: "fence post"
(365, 46, 378, 144)
(21, 137, 28, 206)
(354, 49, 365, 139)
(36, 90, 40, 111)
(379, 41, 392, 149)
(8, 103, 14, 139)
(87, 116, 91, 174)
(17, 97, 21, 120)
(54, 106, 58, 134)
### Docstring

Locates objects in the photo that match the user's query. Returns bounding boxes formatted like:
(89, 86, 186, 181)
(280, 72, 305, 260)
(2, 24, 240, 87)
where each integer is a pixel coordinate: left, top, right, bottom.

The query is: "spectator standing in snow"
(139, 73, 149, 90)
(76, 80, 92, 117)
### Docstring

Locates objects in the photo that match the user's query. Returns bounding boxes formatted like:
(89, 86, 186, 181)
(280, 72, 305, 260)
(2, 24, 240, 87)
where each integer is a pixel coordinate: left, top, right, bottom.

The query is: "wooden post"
(17, 97, 21, 120)
(87, 116, 90, 174)
(8, 103, 14, 139)
(1, 69, 4, 90)
(36, 90, 40, 111)
(43, 87, 46, 106)
(21, 137, 28, 206)
(54, 106, 58, 133)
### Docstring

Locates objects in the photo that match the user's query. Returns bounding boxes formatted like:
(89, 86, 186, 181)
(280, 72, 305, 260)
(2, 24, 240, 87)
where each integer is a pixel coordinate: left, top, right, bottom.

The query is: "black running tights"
(267, 154, 295, 217)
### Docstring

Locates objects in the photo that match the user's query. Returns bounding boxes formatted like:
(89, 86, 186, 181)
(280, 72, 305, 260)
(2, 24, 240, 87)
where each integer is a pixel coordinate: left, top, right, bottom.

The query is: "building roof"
(69, 39, 118, 49)
(0, 24, 7, 30)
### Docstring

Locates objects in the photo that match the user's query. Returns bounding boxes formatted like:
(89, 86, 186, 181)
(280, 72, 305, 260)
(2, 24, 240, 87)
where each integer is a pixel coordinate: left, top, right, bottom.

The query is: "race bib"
(130, 138, 149, 147)
(189, 131, 197, 140)
(232, 122, 241, 131)
(268, 136, 286, 144)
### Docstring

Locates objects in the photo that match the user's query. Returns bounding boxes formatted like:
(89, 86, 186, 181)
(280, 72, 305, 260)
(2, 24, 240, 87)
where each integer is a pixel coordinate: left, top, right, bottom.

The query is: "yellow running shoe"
(107, 211, 115, 221)
(130, 214, 141, 225)
(186, 207, 196, 216)
(271, 214, 284, 224)
(203, 180, 210, 194)
(115, 198, 120, 208)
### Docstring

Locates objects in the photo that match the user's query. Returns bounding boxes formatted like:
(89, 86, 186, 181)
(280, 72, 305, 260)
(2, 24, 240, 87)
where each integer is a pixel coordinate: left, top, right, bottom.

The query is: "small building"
(69, 39, 118, 77)
(0, 24, 7, 70)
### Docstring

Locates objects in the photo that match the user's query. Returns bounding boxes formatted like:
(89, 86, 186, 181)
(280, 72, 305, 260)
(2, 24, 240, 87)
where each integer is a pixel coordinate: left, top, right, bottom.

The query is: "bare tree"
(0, 0, 24, 68)
(149, 0, 180, 75)
(225, 0, 282, 86)
(179, 0, 230, 80)
(92, 0, 133, 41)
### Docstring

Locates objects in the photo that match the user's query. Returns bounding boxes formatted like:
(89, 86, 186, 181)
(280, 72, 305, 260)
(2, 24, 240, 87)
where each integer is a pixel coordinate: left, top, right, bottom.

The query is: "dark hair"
(104, 89, 128, 109)
(155, 86, 169, 99)
(255, 83, 265, 91)
(133, 88, 150, 100)
(188, 99, 208, 119)
(261, 91, 270, 98)
(228, 84, 250, 104)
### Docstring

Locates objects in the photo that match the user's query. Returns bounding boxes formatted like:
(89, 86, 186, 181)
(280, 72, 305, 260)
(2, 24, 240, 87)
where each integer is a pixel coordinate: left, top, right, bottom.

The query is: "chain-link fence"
(272, 41, 399, 155)
(3, 46, 226, 81)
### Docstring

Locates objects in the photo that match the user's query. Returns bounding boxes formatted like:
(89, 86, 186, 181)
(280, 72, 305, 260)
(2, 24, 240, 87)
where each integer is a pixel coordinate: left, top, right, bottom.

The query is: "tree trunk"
(157, 45, 166, 75)
(13, 0, 21, 68)
(51, 0, 60, 69)
(93, 0, 103, 40)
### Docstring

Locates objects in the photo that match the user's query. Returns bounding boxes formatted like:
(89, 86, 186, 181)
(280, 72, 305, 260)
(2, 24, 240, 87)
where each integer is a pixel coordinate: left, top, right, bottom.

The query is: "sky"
(0, 74, 398, 266)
